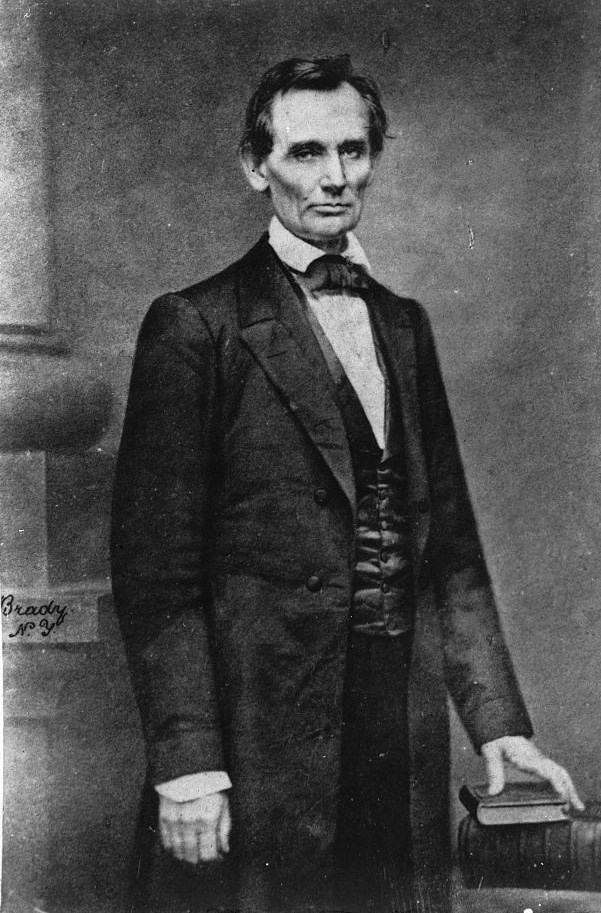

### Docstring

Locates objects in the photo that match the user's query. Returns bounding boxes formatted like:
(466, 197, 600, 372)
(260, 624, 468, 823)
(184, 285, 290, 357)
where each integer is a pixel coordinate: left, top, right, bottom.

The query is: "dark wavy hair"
(240, 55, 389, 162)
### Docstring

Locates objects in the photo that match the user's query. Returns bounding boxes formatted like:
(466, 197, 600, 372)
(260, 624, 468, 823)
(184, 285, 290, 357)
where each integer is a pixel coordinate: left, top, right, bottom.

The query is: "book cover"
(459, 780, 569, 826)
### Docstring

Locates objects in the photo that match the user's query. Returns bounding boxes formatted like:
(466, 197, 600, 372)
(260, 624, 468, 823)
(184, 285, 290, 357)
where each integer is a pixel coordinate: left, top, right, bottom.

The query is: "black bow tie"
(302, 255, 370, 293)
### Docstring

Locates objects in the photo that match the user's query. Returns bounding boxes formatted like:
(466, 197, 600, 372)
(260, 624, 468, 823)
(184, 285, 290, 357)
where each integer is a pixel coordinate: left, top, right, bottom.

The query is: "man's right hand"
(159, 790, 231, 865)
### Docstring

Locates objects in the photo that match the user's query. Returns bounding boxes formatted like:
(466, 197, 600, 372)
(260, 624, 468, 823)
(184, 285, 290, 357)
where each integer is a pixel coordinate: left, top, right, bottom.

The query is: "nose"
(320, 153, 347, 192)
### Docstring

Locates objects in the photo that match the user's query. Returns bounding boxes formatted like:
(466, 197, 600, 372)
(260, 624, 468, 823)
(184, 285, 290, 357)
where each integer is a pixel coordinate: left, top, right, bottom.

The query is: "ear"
(240, 148, 270, 192)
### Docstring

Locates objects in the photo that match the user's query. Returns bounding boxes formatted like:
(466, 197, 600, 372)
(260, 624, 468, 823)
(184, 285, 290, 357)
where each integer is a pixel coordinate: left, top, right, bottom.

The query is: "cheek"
(349, 164, 374, 195)
(288, 177, 316, 205)
(269, 168, 313, 206)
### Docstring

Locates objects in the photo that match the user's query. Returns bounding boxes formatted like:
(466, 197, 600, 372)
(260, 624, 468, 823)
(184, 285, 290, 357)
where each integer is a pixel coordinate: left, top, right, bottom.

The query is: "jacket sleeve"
(111, 293, 224, 785)
(413, 303, 533, 750)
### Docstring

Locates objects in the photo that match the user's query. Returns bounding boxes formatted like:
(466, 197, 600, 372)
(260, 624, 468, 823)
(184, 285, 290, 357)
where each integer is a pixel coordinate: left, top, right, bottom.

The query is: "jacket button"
(418, 498, 430, 514)
(314, 488, 328, 505)
(306, 575, 323, 593)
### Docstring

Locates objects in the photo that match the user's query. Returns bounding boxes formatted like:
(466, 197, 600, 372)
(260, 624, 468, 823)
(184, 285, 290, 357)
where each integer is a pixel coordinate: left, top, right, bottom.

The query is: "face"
(243, 83, 377, 252)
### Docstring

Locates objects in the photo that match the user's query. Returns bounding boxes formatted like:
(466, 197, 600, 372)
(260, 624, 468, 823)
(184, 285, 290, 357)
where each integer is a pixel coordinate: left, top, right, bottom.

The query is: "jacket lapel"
(237, 237, 356, 515)
(367, 283, 431, 573)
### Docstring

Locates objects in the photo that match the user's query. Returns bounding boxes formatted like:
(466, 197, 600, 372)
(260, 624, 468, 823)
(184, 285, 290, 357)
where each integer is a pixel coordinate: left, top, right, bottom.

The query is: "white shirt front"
(268, 216, 386, 448)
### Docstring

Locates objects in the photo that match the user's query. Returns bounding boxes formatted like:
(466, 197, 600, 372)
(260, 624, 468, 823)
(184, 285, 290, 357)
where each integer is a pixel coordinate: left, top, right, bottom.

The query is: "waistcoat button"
(314, 488, 328, 505)
(306, 575, 323, 592)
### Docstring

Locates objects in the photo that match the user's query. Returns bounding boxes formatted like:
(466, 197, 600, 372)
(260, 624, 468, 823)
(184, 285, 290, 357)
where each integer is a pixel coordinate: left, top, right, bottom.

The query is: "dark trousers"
(128, 633, 418, 913)
(334, 632, 415, 913)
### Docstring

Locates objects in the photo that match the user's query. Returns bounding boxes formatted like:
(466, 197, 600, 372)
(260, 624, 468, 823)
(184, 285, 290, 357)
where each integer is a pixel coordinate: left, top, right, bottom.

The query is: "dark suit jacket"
(111, 235, 532, 909)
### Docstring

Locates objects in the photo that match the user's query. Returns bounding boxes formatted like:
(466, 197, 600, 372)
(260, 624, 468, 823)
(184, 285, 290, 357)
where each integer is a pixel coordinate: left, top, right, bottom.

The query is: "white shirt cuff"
(155, 771, 232, 802)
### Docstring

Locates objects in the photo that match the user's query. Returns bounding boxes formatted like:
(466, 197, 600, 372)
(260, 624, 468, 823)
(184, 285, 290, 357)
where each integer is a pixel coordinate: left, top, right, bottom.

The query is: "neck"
(313, 237, 347, 255)
(289, 227, 347, 256)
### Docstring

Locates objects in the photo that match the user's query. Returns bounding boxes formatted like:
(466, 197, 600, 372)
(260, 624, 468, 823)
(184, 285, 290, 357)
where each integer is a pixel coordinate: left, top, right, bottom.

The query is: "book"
(457, 801, 601, 891)
(459, 780, 569, 826)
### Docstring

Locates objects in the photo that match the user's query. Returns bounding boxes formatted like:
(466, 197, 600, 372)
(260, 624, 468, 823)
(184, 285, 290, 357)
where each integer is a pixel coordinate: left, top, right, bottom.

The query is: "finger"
(218, 799, 231, 855)
(170, 830, 187, 863)
(179, 822, 201, 865)
(545, 766, 584, 811)
(159, 816, 175, 853)
(172, 817, 197, 863)
(560, 769, 584, 811)
(171, 816, 202, 863)
(567, 783, 585, 812)
(197, 826, 221, 863)
(482, 744, 505, 796)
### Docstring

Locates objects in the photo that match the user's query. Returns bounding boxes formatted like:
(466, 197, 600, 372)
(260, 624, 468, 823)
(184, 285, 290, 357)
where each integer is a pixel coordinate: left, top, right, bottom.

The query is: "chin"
(307, 216, 357, 240)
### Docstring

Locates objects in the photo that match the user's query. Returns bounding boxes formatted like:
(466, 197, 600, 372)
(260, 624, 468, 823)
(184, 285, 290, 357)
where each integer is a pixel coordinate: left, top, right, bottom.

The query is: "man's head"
(240, 56, 388, 252)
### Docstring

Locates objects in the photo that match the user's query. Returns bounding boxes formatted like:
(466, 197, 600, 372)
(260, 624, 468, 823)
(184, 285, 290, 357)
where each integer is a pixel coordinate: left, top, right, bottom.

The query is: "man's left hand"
(481, 735, 584, 810)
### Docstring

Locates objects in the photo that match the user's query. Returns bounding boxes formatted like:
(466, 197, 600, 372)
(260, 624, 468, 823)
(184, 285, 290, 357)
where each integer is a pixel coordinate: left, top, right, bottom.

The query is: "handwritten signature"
(1, 594, 69, 637)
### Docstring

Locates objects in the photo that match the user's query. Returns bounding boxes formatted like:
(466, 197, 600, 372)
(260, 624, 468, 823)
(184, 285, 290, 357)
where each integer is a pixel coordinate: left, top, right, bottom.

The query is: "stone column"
(1, 3, 113, 908)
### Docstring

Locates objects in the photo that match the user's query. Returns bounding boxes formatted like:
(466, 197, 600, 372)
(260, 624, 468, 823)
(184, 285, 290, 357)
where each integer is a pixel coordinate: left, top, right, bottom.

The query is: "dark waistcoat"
(303, 297, 416, 637)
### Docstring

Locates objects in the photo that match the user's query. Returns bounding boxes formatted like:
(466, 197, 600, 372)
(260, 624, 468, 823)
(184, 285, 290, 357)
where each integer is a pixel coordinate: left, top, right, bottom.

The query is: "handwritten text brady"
(2, 594, 69, 637)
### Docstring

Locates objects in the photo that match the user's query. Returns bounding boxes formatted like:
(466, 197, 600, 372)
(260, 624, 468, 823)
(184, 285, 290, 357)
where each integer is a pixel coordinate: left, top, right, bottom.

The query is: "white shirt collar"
(268, 215, 371, 275)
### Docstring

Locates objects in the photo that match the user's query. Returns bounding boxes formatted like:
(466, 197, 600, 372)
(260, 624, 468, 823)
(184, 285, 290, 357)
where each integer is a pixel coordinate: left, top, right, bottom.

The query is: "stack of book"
(458, 781, 601, 891)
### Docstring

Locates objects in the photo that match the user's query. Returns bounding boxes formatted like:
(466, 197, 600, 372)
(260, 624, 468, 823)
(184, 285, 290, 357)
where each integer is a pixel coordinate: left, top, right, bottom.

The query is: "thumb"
(482, 742, 505, 796)
(218, 796, 231, 855)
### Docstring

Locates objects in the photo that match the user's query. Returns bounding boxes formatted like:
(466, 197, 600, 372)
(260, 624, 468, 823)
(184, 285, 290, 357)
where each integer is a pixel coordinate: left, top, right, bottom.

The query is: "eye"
(288, 142, 323, 161)
(294, 149, 315, 161)
(340, 144, 368, 160)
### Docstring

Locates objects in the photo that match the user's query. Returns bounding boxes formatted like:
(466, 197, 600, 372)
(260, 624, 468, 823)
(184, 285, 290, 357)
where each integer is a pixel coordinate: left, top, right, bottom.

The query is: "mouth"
(311, 203, 352, 214)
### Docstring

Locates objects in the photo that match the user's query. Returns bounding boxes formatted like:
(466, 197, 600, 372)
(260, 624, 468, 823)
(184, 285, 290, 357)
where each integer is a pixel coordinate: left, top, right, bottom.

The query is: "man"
(111, 56, 580, 913)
